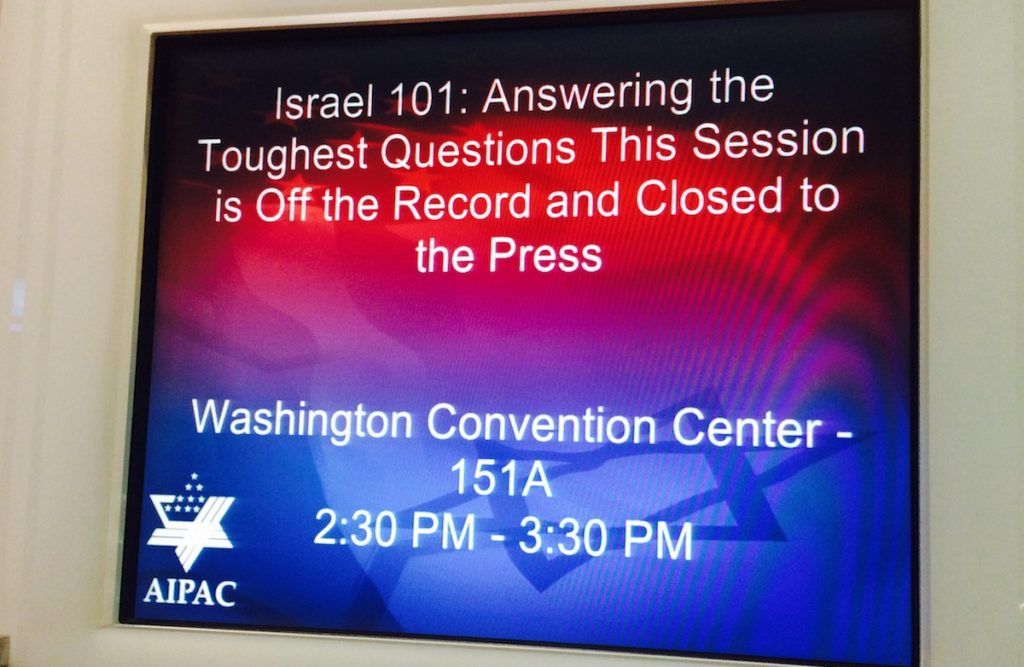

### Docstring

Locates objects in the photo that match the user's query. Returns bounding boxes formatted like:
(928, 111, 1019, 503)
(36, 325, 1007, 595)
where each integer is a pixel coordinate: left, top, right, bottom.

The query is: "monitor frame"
(117, 2, 923, 666)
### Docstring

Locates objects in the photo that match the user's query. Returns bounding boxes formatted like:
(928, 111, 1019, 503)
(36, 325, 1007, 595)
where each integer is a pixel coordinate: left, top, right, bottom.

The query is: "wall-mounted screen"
(120, 1, 919, 665)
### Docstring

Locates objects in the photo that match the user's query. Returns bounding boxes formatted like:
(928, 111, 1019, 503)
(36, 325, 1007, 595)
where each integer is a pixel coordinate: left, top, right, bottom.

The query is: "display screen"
(120, 2, 919, 665)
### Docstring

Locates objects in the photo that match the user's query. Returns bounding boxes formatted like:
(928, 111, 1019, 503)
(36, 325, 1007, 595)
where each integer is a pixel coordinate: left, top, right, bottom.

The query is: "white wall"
(0, 1, 1020, 666)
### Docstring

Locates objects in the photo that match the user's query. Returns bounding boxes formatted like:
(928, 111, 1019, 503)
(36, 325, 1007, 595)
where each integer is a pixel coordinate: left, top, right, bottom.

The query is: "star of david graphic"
(147, 473, 234, 573)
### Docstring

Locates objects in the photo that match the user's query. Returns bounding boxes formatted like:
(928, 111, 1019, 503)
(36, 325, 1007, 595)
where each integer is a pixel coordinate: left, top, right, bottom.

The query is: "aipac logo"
(143, 472, 238, 608)
(147, 472, 234, 572)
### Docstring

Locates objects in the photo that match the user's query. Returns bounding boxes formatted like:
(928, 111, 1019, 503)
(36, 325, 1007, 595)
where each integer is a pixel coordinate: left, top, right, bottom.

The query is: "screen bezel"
(118, 2, 922, 666)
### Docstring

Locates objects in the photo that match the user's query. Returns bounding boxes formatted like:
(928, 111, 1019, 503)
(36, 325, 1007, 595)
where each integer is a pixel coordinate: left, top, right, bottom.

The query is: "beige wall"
(0, 1, 1020, 665)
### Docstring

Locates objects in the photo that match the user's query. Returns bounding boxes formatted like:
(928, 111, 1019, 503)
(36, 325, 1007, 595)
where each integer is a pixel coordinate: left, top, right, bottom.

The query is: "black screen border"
(119, 2, 921, 666)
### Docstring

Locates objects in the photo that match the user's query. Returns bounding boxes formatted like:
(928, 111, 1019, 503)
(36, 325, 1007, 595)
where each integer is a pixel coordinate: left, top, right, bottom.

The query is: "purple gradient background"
(123, 5, 917, 666)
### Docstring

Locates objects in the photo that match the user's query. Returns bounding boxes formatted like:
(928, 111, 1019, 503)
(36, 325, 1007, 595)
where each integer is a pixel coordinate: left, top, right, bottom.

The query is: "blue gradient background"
(123, 4, 917, 666)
